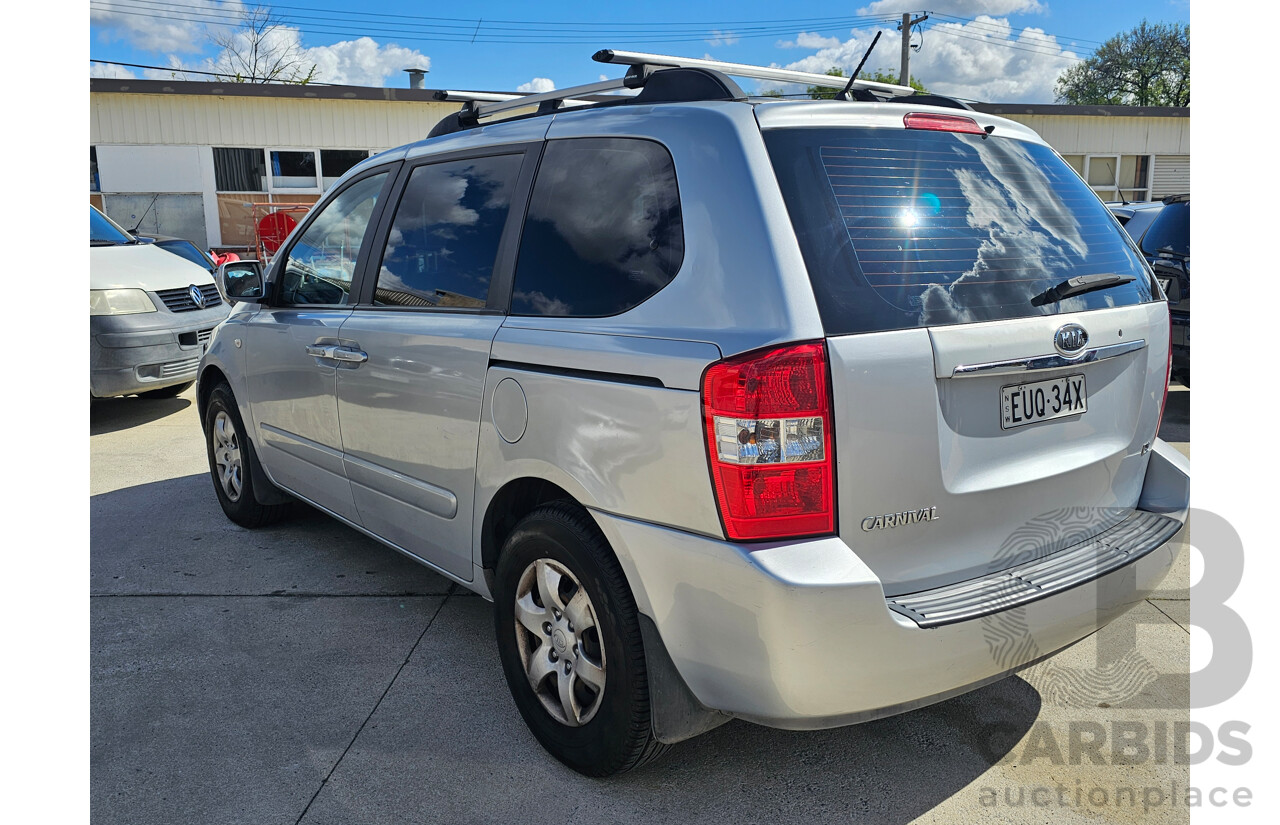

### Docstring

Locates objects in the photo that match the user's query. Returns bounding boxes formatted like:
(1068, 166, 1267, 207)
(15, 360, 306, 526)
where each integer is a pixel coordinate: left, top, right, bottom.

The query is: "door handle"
(331, 347, 368, 363)
(306, 343, 368, 364)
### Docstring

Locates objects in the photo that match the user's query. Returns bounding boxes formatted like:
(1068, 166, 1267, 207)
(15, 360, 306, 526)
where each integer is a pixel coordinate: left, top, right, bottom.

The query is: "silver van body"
(198, 91, 1187, 765)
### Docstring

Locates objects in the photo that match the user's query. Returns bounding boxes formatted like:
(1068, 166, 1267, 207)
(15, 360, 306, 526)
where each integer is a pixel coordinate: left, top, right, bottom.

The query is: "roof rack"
(426, 48, 958, 138)
(592, 49, 915, 98)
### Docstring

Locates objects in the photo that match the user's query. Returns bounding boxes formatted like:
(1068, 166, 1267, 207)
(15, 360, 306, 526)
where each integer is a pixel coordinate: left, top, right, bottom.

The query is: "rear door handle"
(305, 344, 337, 359)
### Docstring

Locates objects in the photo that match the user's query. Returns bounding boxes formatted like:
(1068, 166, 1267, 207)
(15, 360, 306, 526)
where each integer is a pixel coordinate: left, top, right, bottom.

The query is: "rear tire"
(138, 381, 193, 399)
(493, 502, 668, 776)
(204, 382, 290, 528)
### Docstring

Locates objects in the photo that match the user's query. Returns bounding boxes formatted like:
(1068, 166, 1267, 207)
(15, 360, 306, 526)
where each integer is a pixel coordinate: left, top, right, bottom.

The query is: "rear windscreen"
(764, 127, 1156, 335)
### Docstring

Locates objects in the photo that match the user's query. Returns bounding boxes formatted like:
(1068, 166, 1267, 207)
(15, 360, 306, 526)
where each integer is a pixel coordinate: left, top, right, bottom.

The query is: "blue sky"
(90, 0, 1191, 103)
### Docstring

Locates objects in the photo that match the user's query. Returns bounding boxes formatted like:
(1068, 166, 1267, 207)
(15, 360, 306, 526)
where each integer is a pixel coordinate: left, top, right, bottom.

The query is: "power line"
(89, 58, 346, 83)
(91, 1, 900, 43)
(926, 24, 1092, 62)
(929, 12, 1110, 48)
(97, 0, 902, 31)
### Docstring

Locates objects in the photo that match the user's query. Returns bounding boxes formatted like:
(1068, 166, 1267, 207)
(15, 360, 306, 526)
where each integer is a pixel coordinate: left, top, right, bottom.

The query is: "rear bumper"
(597, 439, 1189, 729)
(89, 308, 228, 397)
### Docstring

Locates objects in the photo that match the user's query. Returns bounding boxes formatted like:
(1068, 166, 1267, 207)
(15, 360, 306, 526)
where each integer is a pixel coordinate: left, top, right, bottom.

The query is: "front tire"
(493, 502, 667, 776)
(204, 383, 290, 528)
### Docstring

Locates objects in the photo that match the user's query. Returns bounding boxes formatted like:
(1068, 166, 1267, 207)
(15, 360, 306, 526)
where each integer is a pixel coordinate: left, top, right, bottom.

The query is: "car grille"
(160, 356, 201, 379)
(155, 284, 223, 313)
(178, 328, 215, 347)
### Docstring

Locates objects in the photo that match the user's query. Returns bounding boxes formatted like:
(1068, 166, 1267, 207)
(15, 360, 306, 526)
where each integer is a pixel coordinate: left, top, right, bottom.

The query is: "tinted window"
(1140, 201, 1189, 258)
(512, 138, 683, 317)
(321, 150, 372, 188)
(156, 240, 214, 272)
(278, 172, 387, 306)
(214, 148, 266, 191)
(765, 128, 1155, 335)
(374, 154, 522, 309)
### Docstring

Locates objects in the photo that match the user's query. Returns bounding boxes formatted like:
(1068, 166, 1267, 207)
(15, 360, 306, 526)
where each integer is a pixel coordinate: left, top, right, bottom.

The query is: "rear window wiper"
(1031, 273, 1136, 306)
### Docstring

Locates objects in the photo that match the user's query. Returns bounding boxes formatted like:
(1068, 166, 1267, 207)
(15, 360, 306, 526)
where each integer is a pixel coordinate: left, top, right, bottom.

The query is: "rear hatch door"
(762, 111, 1168, 595)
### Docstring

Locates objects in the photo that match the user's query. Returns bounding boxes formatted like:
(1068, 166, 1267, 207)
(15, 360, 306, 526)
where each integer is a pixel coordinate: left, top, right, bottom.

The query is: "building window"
(1061, 153, 1151, 202)
(90, 146, 100, 192)
(270, 150, 318, 189)
(320, 150, 372, 189)
(214, 147, 266, 192)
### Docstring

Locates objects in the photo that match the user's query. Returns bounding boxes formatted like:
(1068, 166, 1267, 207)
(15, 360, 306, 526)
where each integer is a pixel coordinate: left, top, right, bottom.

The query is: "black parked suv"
(1139, 195, 1189, 384)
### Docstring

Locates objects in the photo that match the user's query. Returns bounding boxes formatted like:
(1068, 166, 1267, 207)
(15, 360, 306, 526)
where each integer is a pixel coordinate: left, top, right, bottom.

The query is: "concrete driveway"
(91, 384, 1191, 824)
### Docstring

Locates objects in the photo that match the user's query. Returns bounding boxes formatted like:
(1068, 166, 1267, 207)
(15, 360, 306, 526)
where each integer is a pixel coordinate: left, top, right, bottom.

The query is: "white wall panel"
(91, 93, 458, 150)
(999, 114, 1189, 156)
(96, 145, 204, 192)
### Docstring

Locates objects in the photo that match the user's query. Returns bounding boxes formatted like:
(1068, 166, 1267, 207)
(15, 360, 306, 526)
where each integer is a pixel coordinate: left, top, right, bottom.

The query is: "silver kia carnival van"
(196, 51, 1189, 776)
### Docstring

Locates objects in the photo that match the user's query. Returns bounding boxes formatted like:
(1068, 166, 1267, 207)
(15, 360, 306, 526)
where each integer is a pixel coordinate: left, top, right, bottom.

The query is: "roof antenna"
(130, 193, 159, 235)
(838, 31, 883, 101)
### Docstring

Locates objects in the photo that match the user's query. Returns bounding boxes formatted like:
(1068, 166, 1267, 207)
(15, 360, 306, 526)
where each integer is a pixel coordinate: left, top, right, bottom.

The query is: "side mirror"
(215, 260, 266, 305)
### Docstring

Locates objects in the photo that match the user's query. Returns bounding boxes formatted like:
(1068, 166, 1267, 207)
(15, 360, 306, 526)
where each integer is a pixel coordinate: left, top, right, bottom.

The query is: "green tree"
(805, 66, 928, 99)
(1054, 20, 1189, 106)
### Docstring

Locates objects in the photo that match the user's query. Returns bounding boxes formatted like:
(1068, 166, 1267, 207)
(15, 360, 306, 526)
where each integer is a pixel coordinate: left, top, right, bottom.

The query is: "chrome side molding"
(951, 339, 1146, 378)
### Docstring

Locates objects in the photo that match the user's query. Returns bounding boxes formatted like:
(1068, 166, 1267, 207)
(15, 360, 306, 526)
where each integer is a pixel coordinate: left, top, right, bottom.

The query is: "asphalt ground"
(90, 383, 1192, 824)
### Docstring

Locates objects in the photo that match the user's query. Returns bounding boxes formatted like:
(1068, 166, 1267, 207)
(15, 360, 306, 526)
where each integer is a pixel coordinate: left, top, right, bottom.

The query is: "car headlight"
(90, 288, 158, 315)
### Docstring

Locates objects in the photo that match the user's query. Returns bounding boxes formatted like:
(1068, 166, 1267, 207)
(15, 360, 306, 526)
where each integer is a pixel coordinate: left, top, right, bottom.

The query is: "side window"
(373, 154, 523, 309)
(277, 172, 387, 306)
(511, 138, 683, 317)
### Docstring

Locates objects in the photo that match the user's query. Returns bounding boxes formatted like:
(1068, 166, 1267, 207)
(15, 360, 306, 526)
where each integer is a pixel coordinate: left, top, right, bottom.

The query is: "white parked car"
(90, 206, 230, 398)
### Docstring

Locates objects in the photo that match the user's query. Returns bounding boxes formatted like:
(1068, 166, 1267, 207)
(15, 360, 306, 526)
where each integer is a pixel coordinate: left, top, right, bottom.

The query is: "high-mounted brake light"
(903, 112, 986, 135)
(702, 342, 836, 541)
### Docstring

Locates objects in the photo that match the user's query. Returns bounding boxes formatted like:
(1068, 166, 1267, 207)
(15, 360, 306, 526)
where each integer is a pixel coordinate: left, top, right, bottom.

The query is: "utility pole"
(899, 12, 929, 87)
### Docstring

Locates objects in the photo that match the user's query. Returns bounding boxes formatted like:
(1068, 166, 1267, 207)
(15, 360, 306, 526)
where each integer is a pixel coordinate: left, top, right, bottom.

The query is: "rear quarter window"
(511, 137, 683, 317)
(764, 127, 1156, 335)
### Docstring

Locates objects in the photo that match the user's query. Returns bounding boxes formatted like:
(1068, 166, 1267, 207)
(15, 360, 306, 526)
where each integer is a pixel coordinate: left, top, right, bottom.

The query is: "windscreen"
(90, 207, 132, 246)
(1140, 201, 1189, 258)
(764, 127, 1156, 335)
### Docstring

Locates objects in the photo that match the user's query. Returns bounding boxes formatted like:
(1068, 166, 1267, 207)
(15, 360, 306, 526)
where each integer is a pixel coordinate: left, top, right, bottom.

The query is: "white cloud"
(770, 15, 1077, 103)
(90, 63, 137, 80)
(706, 30, 740, 47)
(304, 37, 430, 86)
(517, 77, 556, 93)
(777, 32, 843, 49)
(94, 3, 428, 87)
(857, 0, 1044, 15)
(92, 0, 246, 54)
(152, 22, 429, 87)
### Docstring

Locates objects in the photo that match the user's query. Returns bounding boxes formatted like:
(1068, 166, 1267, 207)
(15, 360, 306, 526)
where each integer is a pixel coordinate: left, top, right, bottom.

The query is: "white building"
(89, 79, 1190, 251)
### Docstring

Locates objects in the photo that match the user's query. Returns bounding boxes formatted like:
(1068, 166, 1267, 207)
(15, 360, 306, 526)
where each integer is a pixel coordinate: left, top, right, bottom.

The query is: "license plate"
(1001, 374, 1087, 429)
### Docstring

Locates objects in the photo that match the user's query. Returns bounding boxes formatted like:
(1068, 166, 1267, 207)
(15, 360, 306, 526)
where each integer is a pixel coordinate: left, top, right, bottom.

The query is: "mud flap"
(639, 613, 733, 744)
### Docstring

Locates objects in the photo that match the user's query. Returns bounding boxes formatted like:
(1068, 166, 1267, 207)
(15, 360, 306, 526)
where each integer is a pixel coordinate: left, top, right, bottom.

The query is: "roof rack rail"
(593, 49, 915, 98)
(425, 48, 965, 138)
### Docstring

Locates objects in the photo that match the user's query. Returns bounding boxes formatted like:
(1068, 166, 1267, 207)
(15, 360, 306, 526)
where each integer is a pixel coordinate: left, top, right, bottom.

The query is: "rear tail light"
(702, 342, 836, 541)
(903, 112, 986, 135)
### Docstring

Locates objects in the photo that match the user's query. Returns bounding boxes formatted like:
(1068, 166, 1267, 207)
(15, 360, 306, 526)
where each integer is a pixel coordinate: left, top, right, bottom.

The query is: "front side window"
(277, 172, 387, 306)
(374, 154, 523, 309)
(766, 128, 1155, 335)
(511, 138, 683, 317)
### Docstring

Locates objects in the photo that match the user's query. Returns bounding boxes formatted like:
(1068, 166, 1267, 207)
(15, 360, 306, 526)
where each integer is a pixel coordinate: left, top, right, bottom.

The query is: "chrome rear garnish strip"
(951, 339, 1146, 378)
